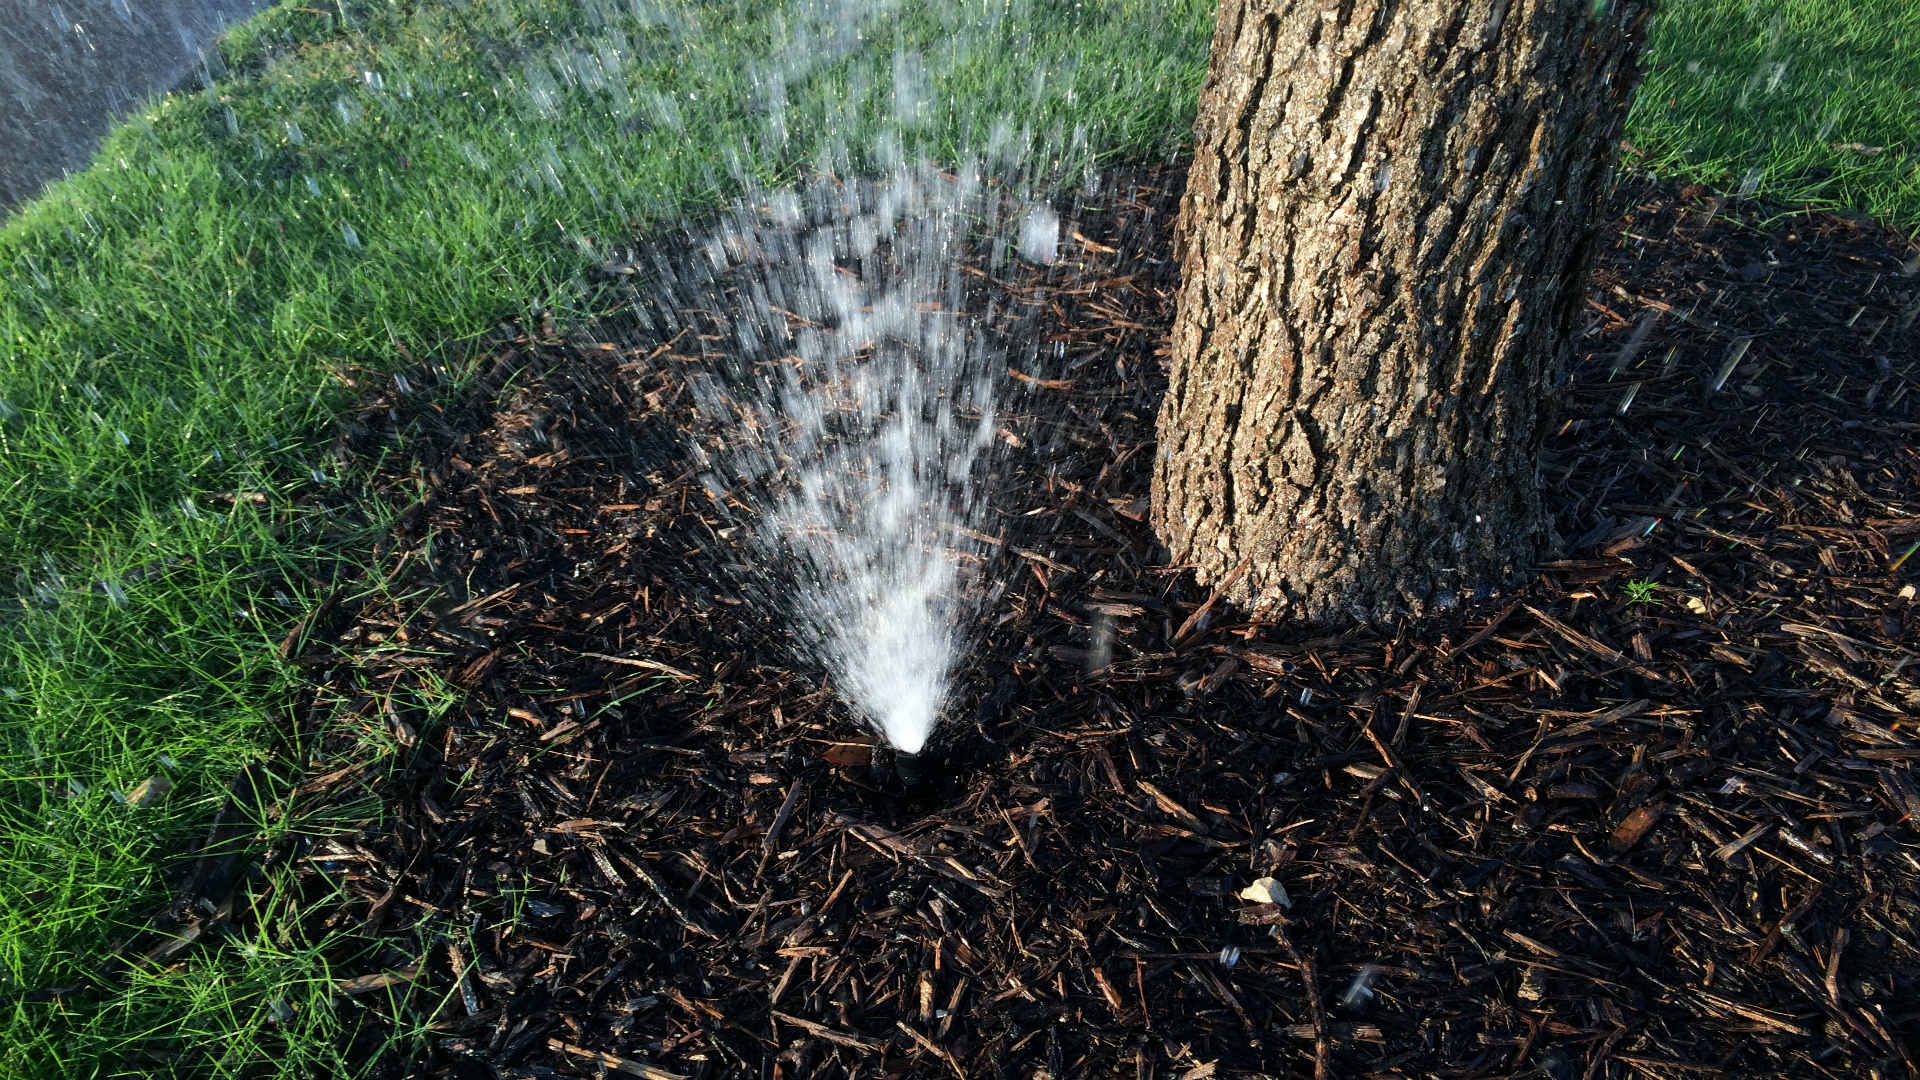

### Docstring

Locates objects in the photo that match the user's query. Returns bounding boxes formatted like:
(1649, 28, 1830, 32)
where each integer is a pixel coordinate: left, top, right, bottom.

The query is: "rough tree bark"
(1153, 0, 1653, 626)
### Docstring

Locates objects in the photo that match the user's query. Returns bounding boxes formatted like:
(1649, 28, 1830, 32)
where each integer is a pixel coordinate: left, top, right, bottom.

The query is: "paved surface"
(1, 0, 275, 212)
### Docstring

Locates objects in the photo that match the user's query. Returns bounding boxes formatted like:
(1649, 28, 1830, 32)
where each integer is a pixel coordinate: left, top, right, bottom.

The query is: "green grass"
(1629, 0, 1920, 224)
(1, 0, 1913, 1074)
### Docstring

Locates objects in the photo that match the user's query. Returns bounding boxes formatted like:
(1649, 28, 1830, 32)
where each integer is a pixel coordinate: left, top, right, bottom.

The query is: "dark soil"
(198, 170, 1920, 1077)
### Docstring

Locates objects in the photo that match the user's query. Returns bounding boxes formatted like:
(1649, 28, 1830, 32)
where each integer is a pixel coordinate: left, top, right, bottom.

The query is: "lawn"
(1, 0, 1914, 1075)
(1628, 0, 1920, 225)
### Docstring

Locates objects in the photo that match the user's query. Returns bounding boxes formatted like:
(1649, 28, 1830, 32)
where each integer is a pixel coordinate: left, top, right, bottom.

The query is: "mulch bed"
(236, 168, 1918, 1078)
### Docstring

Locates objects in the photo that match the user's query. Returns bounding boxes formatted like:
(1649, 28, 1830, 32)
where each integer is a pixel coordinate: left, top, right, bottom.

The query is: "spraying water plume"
(587, 0, 1106, 753)
(666, 163, 1045, 753)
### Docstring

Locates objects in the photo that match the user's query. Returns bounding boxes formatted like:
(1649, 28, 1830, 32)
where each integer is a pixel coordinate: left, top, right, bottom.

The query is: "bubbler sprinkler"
(892, 747, 928, 790)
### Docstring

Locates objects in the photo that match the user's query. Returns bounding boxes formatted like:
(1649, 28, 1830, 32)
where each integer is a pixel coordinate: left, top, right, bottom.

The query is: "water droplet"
(1018, 204, 1059, 265)
(1342, 966, 1381, 1007)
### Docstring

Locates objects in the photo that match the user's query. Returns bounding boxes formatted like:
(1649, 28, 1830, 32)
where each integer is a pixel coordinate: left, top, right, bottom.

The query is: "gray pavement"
(1, 0, 275, 212)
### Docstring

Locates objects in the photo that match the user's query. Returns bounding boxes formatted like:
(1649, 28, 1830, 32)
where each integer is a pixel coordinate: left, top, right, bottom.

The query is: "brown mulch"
(239, 169, 1917, 1079)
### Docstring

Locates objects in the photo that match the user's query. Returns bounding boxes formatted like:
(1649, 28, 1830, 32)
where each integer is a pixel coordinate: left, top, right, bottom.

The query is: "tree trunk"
(1153, 0, 1653, 626)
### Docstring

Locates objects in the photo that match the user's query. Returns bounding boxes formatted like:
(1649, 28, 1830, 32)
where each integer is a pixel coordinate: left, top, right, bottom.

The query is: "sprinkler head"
(891, 749, 929, 791)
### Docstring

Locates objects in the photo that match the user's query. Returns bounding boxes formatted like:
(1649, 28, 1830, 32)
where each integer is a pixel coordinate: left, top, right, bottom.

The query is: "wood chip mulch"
(242, 168, 1918, 1079)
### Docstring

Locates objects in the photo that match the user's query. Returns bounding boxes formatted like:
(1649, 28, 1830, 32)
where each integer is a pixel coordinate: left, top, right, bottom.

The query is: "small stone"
(1237, 876, 1290, 907)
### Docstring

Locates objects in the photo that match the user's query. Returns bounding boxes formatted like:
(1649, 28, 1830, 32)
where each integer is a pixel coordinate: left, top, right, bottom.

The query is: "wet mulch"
(246, 170, 1918, 1079)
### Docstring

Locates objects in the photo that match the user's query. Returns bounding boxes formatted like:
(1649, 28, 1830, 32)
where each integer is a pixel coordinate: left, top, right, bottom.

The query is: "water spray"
(668, 164, 1038, 754)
